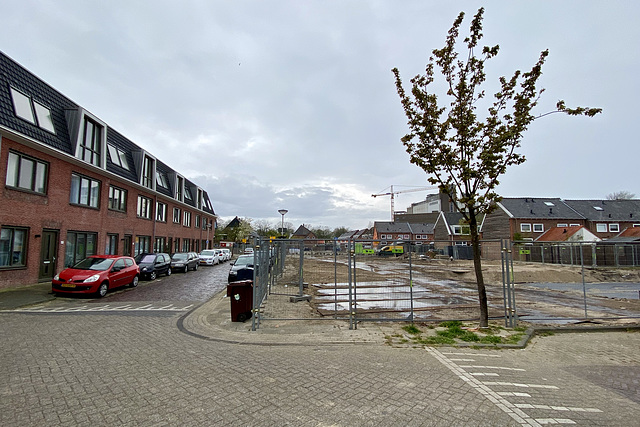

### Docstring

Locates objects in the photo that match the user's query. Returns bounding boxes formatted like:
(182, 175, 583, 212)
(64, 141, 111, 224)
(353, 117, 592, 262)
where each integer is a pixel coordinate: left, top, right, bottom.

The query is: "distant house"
(562, 199, 640, 240)
(608, 226, 640, 243)
(481, 198, 585, 241)
(535, 225, 600, 242)
(372, 222, 434, 243)
(291, 225, 316, 240)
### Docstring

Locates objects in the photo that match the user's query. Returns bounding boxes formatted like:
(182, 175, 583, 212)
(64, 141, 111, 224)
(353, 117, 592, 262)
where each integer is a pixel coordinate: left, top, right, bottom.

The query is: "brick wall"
(0, 136, 215, 289)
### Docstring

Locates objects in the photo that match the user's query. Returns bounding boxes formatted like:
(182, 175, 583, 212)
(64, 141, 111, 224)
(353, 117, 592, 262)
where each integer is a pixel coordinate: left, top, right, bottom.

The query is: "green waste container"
(227, 280, 253, 322)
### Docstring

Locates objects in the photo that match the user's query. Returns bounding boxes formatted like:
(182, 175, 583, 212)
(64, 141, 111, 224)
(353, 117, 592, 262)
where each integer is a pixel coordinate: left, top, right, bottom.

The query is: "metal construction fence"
(245, 238, 640, 331)
(512, 240, 640, 267)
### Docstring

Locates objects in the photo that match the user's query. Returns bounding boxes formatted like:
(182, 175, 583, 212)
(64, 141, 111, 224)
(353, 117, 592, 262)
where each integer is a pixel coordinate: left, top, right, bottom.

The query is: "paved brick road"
(2, 307, 640, 426)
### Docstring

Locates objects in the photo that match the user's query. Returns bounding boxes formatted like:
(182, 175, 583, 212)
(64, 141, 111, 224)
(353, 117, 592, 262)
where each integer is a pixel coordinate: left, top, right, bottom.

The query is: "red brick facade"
(0, 136, 216, 289)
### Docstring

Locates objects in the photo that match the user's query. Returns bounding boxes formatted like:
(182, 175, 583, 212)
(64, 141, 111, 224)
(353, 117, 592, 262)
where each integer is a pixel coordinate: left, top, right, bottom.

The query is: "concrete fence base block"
(290, 295, 312, 303)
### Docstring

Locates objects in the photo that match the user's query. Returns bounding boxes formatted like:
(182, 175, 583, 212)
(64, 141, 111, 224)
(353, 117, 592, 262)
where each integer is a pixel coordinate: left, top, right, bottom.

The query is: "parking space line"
(426, 347, 543, 426)
(483, 382, 559, 389)
(460, 365, 526, 371)
(515, 404, 602, 413)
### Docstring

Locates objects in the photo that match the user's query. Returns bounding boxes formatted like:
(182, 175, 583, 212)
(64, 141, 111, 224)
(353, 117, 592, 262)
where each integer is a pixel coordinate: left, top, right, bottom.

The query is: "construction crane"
(372, 185, 438, 220)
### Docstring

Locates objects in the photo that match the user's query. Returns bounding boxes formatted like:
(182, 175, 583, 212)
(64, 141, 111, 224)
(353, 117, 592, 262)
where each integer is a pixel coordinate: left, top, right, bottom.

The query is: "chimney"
(563, 228, 567, 233)
(549, 208, 553, 214)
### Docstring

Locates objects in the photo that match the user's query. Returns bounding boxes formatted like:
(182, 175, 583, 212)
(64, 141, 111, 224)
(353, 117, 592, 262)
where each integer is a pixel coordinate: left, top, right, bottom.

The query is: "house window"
(10, 87, 55, 133)
(183, 211, 192, 227)
(185, 186, 193, 204)
(533, 224, 544, 233)
(154, 237, 166, 253)
(0, 226, 27, 267)
(520, 224, 532, 233)
(105, 234, 118, 255)
(107, 144, 129, 170)
(156, 170, 170, 189)
(80, 118, 103, 167)
(176, 176, 184, 201)
(182, 239, 191, 252)
(142, 156, 154, 189)
(156, 201, 167, 222)
(596, 223, 607, 233)
(69, 173, 100, 208)
(64, 231, 97, 267)
(6, 151, 48, 194)
(108, 185, 127, 212)
(195, 215, 200, 229)
(557, 223, 568, 228)
(137, 195, 153, 219)
(609, 224, 620, 233)
(134, 236, 151, 256)
(173, 207, 181, 224)
(197, 189, 203, 209)
(452, 225, 470, 235)
(174, 238, 180, 253)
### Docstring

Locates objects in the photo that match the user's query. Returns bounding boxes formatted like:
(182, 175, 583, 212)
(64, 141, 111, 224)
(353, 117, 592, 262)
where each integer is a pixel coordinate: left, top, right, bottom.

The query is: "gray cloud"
(2, 0, 636, 228)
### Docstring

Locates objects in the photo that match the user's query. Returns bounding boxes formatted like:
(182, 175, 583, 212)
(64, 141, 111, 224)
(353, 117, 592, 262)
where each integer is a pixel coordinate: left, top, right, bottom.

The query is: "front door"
(38, 230, 58, 281)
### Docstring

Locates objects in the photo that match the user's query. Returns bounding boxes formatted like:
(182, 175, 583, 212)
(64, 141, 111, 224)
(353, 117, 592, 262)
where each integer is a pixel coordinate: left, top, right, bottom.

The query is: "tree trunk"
(468, 207, 489, 327)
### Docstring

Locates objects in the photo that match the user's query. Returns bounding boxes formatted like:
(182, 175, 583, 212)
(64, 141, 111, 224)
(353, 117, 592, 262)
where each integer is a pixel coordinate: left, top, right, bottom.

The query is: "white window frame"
(136, 195, 153, 220)
(156, 201, 167, 222)
(520, 223, 532, 233)
(107, 144, 129, 170)
(183, 211, 192, 227)
(609, 223, 620, 233)
(596, 223, 607, 233)
(173, 207, 181, 224)
(533, 224, 544, 233)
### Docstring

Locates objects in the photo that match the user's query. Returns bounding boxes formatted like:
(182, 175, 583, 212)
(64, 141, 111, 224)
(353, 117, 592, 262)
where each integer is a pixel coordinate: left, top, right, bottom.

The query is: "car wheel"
(97, 282, 108, 298)
(166, 268, 172, 276)
(193, 263, 198, 271)
(129, 275, 139, 288)
(150, 271, 157, 280)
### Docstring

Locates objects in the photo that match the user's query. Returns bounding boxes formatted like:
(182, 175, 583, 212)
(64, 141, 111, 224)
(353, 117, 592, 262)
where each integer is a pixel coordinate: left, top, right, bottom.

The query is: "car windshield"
(139, 255, 156, 263)
(234, 256, 253, 266)
(200, 250, 215, 256)
(172, 253, 188, 260)
(72, 257, 114, 271)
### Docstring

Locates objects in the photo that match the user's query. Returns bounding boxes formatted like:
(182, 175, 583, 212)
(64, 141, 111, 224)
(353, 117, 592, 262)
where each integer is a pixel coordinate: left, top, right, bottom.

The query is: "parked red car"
(52, 255, 139, 297)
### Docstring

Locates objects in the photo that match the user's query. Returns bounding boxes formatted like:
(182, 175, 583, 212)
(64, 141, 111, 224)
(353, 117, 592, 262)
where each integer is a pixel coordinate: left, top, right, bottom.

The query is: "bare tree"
(392, 8, 601, 327)
(606, 191, 636, 200)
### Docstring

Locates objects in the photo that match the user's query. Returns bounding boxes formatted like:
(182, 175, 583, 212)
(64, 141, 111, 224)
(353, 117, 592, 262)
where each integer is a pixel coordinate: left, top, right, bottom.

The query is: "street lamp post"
(278, 209, 288, 238)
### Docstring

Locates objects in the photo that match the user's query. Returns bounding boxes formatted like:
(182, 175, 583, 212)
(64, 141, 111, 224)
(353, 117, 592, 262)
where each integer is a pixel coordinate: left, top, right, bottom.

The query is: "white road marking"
(515, 404, 601, 413)
(460, 365, 526, 371)
(427, 347, 543, 426)
(13, 303, 193, 313)
(484, 382, 559, 389)
(535, 419, 576, 425)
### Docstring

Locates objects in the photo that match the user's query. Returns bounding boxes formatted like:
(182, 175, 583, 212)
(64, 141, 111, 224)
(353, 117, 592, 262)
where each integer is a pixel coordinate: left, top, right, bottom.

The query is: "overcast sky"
(2, 1, 636, 229)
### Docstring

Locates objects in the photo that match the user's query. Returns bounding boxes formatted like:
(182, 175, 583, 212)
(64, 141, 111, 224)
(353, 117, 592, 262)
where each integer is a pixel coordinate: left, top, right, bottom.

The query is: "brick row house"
(481, 197, 640, 242)
(0, 52, 217, 289)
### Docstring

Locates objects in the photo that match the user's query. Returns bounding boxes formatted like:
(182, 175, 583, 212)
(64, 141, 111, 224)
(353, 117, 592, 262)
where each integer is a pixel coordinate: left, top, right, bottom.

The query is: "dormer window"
(141, 155, 155, 189)
(176, 176, 184, 201)
(197, 188, 203, 209)
(184, 186, 193, 203)
(107, 144, 129, 170)
(156, 170, 169, 189)
(10, 87, 55, 133)
(80, 117, 103, 167)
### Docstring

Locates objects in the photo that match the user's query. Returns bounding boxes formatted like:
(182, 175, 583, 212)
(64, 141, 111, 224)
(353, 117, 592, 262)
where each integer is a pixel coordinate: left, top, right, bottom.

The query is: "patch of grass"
(402, 324, 421, 335)
(439, 320, 463, 328)
(479, 335, 503, 344)
(503, 333, 524, 345)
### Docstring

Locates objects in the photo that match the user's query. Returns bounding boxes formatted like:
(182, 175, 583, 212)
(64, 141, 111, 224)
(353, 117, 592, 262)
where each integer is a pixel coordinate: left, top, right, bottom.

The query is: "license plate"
(61, 283, 76, 288)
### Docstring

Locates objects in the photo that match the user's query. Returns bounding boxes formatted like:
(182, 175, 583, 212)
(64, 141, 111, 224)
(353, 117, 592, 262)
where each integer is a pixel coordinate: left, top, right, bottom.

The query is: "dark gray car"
(135, 253, 172, 280)
(171, 252, 199, 273)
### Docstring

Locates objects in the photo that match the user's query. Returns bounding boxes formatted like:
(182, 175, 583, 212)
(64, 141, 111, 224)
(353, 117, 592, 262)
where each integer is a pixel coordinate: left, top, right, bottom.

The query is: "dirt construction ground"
(266, 255, 640, 328)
